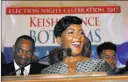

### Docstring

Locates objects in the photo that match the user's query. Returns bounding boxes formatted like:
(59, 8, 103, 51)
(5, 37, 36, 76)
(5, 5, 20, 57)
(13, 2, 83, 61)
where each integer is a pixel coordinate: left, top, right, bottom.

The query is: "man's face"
(57, 24, 86, 56)
(14, 39, 34, 67)
(100, 49, 116, 69)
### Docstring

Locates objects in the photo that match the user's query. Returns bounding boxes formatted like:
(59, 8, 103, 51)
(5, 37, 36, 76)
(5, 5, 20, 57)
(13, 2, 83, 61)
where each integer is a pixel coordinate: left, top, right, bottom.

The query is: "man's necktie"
(20, 67, 24, 75)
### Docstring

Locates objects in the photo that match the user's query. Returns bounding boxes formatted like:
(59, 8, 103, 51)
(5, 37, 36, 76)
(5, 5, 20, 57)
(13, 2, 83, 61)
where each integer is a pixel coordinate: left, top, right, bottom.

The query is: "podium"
(2, 72, 128, 82)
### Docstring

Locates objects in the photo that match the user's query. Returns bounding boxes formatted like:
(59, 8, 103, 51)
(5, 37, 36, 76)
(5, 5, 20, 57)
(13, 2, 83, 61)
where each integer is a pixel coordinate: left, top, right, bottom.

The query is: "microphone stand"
(8, 48, 71, 75)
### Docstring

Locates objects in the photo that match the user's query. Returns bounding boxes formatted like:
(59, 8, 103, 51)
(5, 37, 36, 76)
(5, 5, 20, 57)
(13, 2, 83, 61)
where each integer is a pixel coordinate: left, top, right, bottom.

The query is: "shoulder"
(5, 61, 15, 75)
(41, 62, 68, 74)
(5, 61, 14, 68)
(115, 67, 128, 75)
(45, 62, 67, 69)
(77, 59, 105, 67)
(31, 63, 49, 68)
(77, 59, 112, 73)
(85, 59, 110, 68)
(81, 58, 105, 64)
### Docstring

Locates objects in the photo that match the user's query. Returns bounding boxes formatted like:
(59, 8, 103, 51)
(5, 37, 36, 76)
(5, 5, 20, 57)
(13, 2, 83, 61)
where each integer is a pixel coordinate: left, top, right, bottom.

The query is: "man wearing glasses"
(5, 35, 48, 76)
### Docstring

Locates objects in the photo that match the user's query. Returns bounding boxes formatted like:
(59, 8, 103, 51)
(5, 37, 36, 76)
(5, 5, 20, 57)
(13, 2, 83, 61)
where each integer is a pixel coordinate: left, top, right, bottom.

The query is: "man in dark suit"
(5, 35, 48, 76)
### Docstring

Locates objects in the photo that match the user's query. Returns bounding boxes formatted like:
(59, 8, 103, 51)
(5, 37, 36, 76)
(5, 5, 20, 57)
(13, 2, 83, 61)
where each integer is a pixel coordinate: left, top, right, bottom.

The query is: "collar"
(14, 60, 31, 73)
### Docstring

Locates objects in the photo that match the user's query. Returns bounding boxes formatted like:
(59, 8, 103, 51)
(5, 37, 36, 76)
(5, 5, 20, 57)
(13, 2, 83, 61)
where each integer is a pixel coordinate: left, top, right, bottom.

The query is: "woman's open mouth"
(72, 41, 81, 48)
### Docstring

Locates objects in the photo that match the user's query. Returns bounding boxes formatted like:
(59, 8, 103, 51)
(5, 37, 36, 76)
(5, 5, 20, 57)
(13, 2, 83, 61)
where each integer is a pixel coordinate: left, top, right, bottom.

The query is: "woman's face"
(57, 24, 86, 56)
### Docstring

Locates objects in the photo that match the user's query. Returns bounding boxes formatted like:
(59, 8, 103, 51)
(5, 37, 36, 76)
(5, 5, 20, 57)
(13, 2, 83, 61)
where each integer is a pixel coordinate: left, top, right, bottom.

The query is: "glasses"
(15, 48, 33, 55)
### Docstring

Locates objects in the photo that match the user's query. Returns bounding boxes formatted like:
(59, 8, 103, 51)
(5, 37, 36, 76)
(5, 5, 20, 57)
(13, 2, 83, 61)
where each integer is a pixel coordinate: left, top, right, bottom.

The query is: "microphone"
(8, 47, 71, 75)
(66, 48, 72, 56)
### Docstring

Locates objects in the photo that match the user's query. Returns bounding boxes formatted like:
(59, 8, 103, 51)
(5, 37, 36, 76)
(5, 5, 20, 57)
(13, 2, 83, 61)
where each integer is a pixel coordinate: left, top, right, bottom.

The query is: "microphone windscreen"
(66, 48, 72, 51)
(66, 48, 72, 56)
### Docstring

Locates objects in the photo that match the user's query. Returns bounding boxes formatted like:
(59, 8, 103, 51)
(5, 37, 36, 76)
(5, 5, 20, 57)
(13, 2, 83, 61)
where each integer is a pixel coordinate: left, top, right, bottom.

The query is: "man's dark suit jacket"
(5, 61, 49, 76)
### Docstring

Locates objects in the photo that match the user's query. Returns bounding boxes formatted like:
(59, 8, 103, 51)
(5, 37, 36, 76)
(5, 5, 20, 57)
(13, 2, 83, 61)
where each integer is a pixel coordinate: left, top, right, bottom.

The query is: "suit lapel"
(6, 62, 16, 75)
(29, 63, 35, 74)
(29, 64, 32, 74)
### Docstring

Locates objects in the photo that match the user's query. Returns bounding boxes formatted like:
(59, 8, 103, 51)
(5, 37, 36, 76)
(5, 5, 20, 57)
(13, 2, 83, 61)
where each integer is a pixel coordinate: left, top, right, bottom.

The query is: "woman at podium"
(41, 16, 112, 74)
